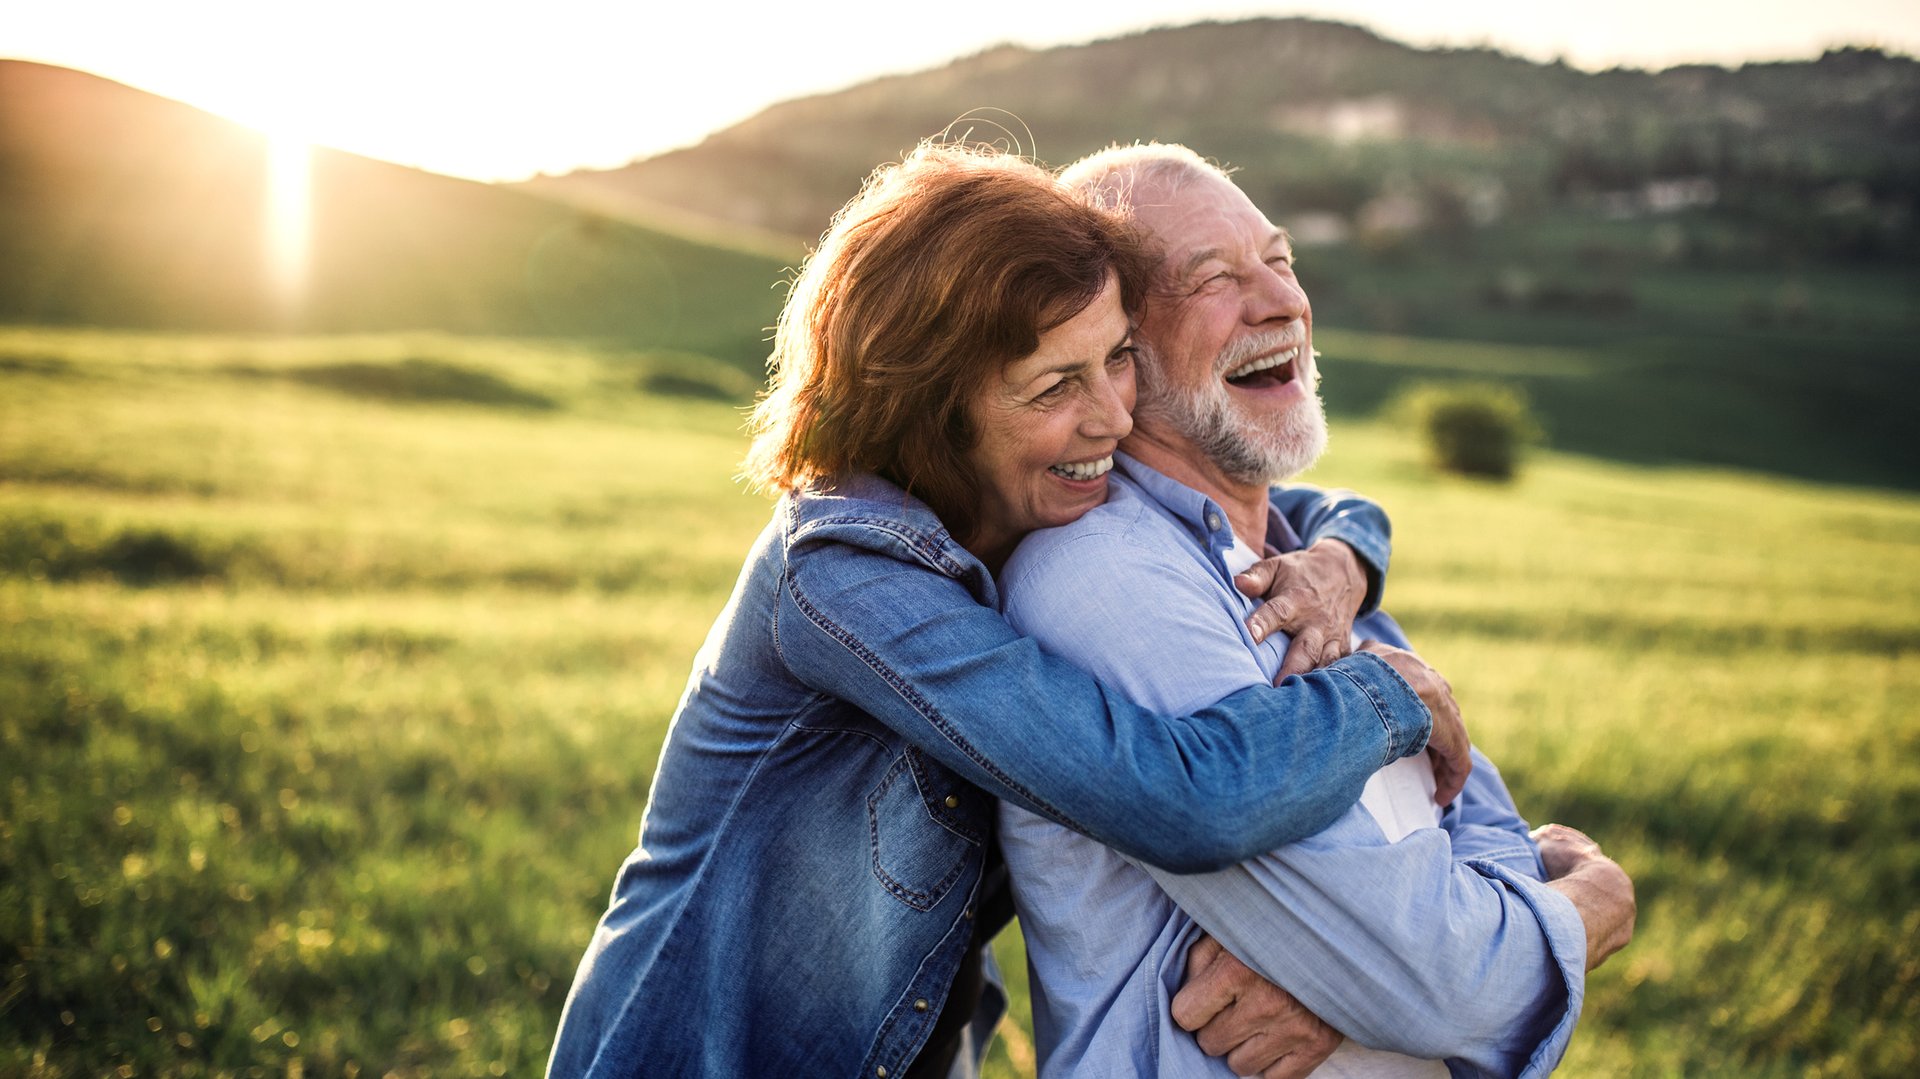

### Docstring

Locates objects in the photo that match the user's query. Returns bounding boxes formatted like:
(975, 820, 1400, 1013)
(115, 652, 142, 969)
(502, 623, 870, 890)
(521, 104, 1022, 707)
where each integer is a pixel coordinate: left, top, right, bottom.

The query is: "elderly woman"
(545, 144, 1458, 1078)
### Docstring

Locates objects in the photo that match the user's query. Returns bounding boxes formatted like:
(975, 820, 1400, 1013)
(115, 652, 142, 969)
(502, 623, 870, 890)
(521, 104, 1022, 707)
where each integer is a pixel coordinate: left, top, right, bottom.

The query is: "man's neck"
(1123, 425, 1271, 550)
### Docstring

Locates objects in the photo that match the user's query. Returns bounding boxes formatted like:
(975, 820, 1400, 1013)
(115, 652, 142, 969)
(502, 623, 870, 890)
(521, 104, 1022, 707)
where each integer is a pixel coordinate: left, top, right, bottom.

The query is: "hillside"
(524, 20, 1920, 491)
(524, 18, 1920, 257)
(0, 61, 788, 370)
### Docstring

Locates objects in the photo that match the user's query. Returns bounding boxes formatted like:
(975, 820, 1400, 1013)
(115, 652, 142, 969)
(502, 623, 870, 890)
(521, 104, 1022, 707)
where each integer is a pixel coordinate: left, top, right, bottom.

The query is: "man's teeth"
(1226, 347, 1298, 381)
(1049, 456, 1114, 481)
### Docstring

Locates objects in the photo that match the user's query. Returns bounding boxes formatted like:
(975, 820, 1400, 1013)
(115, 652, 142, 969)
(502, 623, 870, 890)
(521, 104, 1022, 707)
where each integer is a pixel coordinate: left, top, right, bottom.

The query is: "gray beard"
(1135, 341, 1328, 485)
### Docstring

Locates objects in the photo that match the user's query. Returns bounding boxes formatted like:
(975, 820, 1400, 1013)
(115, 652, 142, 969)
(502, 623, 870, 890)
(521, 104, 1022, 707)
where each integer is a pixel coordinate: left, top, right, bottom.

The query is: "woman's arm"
(775, 541, 1433, 872)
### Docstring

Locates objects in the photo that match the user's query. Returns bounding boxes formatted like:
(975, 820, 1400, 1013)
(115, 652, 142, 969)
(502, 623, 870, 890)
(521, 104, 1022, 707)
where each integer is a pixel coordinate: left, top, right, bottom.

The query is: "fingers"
(1234, 559, 1279, 599)
(1431, 752, 1469, 807)
(1171, 936, 1235, 1033)
(1221, 1013, 1342, 1078)
(1428, 704, 1471, 806)
(1245, 592, 1298, 646)
(1531, 823, 1606, 879)
(1258, 1044, 1340, 1079)
(1275, 638, 1315, 681)
(1241, 549, 1362, 649)
(1274, 627, 1353, 680)
(1241, 1033, 1340, 1079)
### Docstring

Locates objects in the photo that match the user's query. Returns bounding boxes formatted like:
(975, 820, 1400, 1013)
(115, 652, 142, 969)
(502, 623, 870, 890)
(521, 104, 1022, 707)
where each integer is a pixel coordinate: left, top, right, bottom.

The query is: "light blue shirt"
(997, 455, 1588, 1079)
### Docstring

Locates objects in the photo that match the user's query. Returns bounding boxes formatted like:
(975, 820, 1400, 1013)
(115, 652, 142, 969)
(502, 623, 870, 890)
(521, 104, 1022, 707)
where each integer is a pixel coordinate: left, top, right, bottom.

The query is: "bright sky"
(10, 0, 1917, 182)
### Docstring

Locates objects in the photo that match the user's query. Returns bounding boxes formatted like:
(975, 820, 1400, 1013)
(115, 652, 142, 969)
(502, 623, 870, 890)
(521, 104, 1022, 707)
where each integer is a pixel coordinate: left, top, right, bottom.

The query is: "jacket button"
(876, 1068, 888, 1078)
(963, 906, 975, 920)
(943, 794, 960, 809)
(914, 998, 929, 1012)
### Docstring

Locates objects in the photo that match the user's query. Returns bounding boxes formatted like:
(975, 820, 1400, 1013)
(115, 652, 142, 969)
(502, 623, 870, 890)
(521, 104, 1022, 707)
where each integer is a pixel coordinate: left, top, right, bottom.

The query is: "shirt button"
(914, 998, 929, 1012)
(943, 794, 959, 809)
(1206, 512, 1223, 531)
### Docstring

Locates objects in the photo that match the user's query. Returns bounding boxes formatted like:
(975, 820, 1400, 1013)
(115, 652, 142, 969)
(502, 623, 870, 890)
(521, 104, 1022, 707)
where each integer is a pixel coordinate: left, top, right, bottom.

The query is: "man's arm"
(1001, 528, 1586, 1077)
(1139, 795, 1586, 1076)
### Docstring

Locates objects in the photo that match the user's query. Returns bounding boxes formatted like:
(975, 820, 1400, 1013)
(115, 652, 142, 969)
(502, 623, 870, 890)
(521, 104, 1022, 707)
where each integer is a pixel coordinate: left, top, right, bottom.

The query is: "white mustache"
(1216, 326, 1307, 375)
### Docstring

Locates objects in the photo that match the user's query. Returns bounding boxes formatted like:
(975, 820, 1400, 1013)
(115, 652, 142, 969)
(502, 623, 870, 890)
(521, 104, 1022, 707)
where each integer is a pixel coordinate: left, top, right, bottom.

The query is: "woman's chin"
(1041, 473, 1112, 526)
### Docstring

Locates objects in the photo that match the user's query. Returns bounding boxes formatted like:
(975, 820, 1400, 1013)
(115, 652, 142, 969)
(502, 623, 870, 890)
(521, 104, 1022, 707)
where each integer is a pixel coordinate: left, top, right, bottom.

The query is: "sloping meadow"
(2, 328, 1916, 1077)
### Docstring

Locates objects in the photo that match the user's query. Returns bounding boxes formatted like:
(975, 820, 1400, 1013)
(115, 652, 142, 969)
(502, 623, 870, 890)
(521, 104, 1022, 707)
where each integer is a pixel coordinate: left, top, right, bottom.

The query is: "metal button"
(876, 1068, 887, 1078)
(943, 795, 959, 809)
(914, 998, 929, 1012)
(1206, 512, 1223, 531)
(963, 906, 975, 920)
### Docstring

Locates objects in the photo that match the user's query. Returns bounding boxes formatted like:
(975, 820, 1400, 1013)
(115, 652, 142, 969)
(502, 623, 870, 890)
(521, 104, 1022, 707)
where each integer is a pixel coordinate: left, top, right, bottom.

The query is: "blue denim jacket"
(546, 474, 1431, 1078)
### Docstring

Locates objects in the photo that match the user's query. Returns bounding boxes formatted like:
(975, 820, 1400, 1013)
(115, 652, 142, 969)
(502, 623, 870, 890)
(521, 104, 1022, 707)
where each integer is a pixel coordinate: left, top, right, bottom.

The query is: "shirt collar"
(1115, 453, 1305, 559)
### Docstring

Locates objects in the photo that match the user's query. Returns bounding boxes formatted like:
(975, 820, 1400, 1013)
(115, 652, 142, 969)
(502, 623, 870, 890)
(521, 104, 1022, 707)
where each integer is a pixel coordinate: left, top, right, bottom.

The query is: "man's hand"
(1236, 539, 1368, 679)
(1533, 824, 1637, 971)
(1173, 934, 1343, 1079)
(1355, 641, 1470, 805)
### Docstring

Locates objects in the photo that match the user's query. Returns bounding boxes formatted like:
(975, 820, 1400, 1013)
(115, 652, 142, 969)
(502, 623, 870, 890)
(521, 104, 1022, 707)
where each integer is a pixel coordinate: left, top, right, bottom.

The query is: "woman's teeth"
(1226, 347, 1298, 381)
(1049, 456, 1114, 481)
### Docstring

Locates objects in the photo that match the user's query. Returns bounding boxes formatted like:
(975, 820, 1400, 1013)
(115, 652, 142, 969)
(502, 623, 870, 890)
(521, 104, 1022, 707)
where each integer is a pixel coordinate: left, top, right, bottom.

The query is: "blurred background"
(2, 2, 1915, 1075)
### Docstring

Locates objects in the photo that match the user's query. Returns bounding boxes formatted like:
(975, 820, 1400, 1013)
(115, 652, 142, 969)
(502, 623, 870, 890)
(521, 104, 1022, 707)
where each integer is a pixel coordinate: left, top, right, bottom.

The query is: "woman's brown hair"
(742, 141, 1152, 543)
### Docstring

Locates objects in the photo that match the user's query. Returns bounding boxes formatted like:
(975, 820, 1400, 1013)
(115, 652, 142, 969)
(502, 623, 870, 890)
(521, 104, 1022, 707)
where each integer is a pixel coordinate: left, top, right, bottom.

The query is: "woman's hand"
(1173, 934, 1343, 1079)
(1354, 641, 1471, 805)
(1532, 824, 1637, 971)
(1235, 539, 1368, 679)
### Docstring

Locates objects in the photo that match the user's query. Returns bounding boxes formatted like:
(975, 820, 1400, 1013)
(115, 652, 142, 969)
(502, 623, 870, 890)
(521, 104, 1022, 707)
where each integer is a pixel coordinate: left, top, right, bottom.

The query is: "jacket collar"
(784, 473, 998, 603)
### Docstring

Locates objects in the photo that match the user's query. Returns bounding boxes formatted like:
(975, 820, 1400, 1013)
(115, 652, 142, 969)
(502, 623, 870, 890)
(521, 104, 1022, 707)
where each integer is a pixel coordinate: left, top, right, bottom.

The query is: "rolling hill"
(522, 20, 1920, 490)
(522, 17, 1920, 258)
(0, 61, 788, 370)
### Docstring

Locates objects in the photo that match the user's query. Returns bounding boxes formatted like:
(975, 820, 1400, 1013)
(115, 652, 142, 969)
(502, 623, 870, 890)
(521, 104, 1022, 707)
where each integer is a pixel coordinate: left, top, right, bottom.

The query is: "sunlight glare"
(266, 134, 312, 319)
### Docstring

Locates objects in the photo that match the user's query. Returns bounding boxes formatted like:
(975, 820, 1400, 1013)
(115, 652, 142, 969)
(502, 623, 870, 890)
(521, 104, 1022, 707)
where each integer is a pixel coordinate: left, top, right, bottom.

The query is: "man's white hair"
(1059, 142, 1236, 221)
(1062, 143, 1327, 484)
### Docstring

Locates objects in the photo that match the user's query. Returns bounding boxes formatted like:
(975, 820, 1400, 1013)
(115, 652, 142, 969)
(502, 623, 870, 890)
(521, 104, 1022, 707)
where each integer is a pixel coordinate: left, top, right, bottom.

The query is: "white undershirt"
(1222, 535, 1446, 1078)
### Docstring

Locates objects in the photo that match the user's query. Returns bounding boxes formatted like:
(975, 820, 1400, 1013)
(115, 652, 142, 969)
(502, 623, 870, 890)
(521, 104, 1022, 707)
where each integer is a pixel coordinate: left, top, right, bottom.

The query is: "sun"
(264, 132, 312, 320)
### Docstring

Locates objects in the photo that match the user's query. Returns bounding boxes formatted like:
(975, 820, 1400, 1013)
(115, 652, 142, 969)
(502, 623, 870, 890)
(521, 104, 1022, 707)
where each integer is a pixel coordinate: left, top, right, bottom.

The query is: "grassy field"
(2, 327, 1916, 1077)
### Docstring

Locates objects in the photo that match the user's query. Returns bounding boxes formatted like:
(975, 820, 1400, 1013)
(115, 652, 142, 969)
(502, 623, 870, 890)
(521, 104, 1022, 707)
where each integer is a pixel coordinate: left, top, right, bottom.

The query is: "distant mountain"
(523, 18, 1920, 260)
(0, 61, 787, 368)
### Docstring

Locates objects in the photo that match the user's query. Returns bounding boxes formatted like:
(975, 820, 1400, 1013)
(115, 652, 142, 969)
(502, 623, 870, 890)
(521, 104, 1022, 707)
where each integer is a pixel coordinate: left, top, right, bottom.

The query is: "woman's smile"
(963, 275, 1136, 567)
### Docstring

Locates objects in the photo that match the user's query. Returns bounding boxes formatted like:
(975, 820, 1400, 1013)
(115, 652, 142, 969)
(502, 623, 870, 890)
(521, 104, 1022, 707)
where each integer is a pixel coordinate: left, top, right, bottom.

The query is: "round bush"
(1394, 381, 1543, 480)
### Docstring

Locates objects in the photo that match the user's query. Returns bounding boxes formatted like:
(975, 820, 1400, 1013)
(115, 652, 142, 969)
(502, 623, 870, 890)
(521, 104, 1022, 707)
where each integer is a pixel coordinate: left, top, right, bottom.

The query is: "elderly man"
(996, 144, 1635, 1079)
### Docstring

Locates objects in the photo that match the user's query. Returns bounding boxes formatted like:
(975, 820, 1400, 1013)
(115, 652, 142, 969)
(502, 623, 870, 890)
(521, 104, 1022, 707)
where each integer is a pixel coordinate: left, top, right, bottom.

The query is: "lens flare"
(265, 135, 311, 320)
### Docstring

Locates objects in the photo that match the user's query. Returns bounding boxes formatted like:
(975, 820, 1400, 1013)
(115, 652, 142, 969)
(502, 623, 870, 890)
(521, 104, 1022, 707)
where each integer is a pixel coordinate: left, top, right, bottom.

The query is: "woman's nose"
(1083, 369, 1134, 441)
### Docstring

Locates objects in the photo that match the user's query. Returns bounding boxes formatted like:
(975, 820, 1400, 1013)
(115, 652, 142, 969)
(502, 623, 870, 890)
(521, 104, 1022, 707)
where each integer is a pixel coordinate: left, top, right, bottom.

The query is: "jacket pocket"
(866, 749, 980, 911)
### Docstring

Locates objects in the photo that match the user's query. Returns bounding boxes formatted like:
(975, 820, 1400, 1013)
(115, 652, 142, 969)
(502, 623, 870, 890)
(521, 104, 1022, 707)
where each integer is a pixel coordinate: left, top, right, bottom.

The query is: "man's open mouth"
(1223, 346, 1300, 389)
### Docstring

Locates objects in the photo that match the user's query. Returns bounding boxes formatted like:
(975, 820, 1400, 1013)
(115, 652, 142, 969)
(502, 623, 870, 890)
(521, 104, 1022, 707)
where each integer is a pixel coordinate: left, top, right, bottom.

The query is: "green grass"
(3, 328, 1916, 1077)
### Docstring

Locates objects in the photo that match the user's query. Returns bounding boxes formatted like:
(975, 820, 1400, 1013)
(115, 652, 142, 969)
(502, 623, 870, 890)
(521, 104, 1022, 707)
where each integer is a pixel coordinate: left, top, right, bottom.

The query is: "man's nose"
(1246, 265, 1309, 326)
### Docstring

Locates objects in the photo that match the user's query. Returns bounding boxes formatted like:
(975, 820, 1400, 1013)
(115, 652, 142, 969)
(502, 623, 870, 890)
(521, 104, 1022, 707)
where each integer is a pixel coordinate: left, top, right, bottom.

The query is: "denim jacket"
(546, 474, 1431, 1079)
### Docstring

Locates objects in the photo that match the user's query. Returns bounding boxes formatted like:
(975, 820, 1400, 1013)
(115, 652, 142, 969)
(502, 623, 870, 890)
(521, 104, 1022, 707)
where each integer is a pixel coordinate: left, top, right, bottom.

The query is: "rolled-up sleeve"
(1138, 813, 1587, 1078)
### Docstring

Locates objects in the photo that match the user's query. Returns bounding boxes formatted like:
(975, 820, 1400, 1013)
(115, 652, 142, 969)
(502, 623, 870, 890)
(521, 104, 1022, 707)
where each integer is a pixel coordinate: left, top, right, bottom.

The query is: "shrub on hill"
(1392, 380, 1543, 480)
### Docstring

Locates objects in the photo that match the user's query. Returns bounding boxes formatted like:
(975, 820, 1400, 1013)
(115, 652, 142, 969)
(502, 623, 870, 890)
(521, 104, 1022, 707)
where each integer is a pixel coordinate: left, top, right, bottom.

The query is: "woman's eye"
(1108, 346, 1138, 368)
(1034, 379, 1069, 401)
